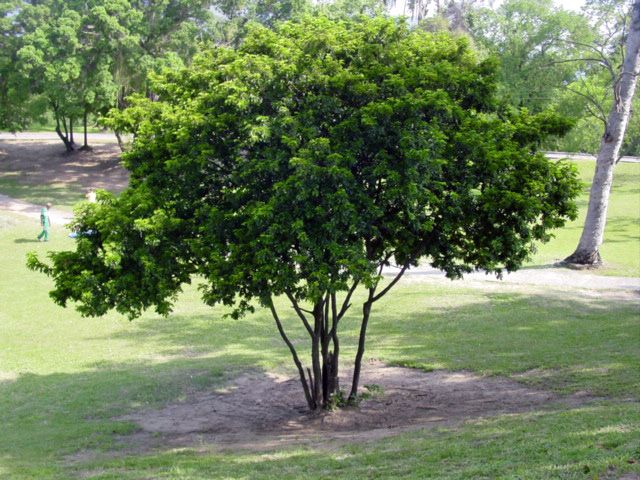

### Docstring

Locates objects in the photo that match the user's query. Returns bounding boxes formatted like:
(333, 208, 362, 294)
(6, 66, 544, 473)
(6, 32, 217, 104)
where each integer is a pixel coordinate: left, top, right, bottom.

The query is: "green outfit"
(37, 207, 50, 241)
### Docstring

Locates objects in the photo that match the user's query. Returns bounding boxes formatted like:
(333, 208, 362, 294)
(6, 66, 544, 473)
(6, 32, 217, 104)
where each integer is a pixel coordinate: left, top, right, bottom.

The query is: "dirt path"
(0, 132, 123, 143)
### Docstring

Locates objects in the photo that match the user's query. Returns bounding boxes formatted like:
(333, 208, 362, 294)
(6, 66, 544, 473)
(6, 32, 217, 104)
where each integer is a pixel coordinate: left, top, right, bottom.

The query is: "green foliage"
(33, 16, 580, 322)
(469, 0, 588, 113)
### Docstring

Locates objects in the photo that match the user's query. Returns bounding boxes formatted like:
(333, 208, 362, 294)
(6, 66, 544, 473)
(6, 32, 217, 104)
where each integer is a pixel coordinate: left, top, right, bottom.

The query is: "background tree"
(31, 16, 580, 411)
(469, 0, 587, 113)
(0, 0, 35, 131)
(565, 0, 640, 265)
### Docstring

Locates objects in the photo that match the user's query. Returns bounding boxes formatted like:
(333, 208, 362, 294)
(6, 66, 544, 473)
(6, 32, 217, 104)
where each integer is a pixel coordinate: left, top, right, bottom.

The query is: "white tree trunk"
(565, 0, 640, 265)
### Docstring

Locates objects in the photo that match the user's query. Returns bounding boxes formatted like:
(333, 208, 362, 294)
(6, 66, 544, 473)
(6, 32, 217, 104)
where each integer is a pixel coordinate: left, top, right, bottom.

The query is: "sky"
(556, 0, 586, 10)
(390, 0, 587, 15)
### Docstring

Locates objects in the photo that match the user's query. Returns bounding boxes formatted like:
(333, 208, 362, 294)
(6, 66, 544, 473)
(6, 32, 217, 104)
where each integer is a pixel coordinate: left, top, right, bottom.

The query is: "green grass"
(64, 403, 640, 479)
(0, 211, 638, 479)
(0, 176, 85, 211)
(529, 161, 640, 276)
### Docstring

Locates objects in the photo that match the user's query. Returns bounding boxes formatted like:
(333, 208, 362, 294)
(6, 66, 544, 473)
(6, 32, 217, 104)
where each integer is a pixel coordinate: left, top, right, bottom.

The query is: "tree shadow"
(0, 354, 268, 479)
(0, 288, 638, 478)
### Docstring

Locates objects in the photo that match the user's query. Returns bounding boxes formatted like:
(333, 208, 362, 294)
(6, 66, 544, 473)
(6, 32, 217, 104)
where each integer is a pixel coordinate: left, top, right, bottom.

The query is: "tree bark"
(69, 118, 75, 146)
(54, 112, 74, 152)
(565, 1, 640, 265)
(114, 131, 126, 152)
(268, 299, 315, 410)
(81, 109, 91, 151)
(348, 292, 374, 403)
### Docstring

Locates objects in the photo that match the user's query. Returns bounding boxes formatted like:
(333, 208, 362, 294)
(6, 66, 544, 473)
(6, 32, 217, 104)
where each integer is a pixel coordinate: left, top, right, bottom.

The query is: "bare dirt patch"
(0, 139, 128, 193)
(109, 360, 593, 455)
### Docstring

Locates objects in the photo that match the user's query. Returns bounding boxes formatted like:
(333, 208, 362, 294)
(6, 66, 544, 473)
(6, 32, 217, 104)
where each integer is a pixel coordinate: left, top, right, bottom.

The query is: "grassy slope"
(0, 212, 638, 479)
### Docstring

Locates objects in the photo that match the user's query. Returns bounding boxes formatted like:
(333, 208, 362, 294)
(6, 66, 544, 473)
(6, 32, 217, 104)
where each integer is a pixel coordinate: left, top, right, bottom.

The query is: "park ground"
(0, 136, 638, 479)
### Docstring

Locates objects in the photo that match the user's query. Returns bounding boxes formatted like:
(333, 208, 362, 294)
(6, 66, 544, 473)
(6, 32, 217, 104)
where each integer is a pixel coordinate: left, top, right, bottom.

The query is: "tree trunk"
(268, 299, 315, 410)
(69, 118, 75, 146)
(565, 1, 640, 265)
(348, 293, 374, 403)
(80, 109, 91, 151)
(114, 131, 127, 152)
(54, 113, 74, 153)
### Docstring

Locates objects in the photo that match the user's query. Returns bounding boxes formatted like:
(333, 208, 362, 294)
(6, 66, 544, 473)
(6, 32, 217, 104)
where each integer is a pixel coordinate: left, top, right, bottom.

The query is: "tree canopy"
(30, 15, 580, 410)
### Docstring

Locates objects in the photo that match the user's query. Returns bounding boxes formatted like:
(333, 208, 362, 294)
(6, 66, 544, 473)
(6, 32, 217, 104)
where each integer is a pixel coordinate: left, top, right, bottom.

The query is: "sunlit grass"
(0, 211, 638, 479)
(529, 161, 640, 276)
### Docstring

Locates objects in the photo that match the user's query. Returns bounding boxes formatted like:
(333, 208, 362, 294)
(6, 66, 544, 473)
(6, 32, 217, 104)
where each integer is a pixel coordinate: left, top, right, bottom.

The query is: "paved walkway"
(0, 194, 73, 225)
(1, 192, 638, 293)
(383, 264, 640, 292)
(543, 151, 640, 163)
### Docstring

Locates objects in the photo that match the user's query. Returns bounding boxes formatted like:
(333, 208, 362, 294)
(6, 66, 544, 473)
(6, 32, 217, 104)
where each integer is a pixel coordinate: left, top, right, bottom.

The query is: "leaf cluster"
(32, 16, 580, 319)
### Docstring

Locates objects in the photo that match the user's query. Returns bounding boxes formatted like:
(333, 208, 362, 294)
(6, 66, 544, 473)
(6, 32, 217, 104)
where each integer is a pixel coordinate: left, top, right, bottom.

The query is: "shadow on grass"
(0, 288, 638, 478)
(0, 354, 268, 479)
(0, 176, 85, 209)
(604, 216, 640, 244)
(14, 238, 41, 243)
(370, 290, 639, 398)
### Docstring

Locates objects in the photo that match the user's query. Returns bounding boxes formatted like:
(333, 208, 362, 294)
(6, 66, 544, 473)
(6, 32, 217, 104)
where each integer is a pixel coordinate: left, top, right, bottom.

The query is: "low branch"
(268, 298, 314, 409)
(336, 280, 359, 322)
(564, 85, 608, 124)
(285, 291, 314, 336)
(540, 57, 606, 67)
(371, 264, 409, 303)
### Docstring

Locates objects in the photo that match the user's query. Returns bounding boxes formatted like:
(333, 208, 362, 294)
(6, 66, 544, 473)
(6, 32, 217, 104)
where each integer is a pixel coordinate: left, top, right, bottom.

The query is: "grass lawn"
(0, 176, 86, 211)
(528, 161, 640, 277)
(0, 211, 638, 479)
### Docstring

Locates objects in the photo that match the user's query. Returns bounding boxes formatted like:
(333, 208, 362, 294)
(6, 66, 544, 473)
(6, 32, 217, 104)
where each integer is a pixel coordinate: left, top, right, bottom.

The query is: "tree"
(564, 0, 640, 266)
(0, 0, 33, 131)
(29, 16, 580, 411)
(11, 0, 133, 150)
(469, 0, 588, 113)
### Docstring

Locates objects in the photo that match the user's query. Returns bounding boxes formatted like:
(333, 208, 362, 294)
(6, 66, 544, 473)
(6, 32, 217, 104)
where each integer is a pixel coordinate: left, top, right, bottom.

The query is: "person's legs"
(37, 229, 49, 241)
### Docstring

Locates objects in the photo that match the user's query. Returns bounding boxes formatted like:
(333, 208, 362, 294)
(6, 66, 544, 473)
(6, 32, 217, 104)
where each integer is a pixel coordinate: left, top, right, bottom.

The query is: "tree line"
(1, 0, 638, 156)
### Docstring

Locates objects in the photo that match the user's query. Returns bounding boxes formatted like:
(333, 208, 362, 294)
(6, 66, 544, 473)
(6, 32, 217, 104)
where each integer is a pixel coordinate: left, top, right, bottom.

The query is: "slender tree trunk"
(565, 1, 640, 265)
(81, 109, 91, 151)
(54, 112, 74, 152)
(348, 291, 374, 403)
(69, 118, 75, 146)
(311, 302, 323, 408)
(268, 299, 315, 410)
(114, 131, 126, 152)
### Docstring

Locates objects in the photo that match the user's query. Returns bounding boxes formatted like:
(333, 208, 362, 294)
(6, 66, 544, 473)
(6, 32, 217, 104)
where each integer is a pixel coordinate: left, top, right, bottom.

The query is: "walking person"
(37, 202, 52, 242)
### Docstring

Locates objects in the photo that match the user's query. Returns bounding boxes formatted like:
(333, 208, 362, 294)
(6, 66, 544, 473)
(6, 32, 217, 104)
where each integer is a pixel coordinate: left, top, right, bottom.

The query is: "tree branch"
(563, 85, 608, 125)
(336, 280, 359, 322)
(285, 291, 314, 337)
(371, 264, 409, 303)
(268, 298, 314, 409)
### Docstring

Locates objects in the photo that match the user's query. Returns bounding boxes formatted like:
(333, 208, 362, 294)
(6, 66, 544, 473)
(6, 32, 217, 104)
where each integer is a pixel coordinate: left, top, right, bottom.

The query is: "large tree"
(565, 0, 640, 265)
(30, 16, 580, 410)
(469, 0, 588, 113)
